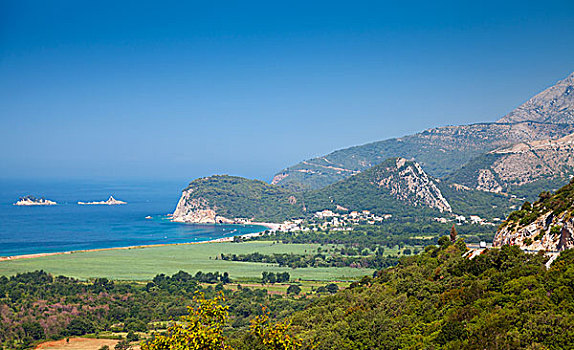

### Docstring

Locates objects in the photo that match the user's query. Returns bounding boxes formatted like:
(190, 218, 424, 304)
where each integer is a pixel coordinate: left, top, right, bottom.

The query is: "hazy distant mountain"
(498, 72, 574, 124)
(272, 121, 574, 191)
(272, 72, 574, 191)
(172, 72, 573, 223)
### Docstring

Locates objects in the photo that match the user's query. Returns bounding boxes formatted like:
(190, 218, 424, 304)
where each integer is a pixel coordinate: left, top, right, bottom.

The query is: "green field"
(0, 242, 373, 281)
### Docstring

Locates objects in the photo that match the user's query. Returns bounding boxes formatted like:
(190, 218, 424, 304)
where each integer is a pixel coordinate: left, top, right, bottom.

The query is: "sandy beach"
(0, 227, 270, 262)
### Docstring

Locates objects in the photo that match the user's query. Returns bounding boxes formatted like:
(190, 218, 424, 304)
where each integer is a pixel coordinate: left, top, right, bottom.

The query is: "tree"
(250, 309, 303, 350)
(262, 272, 277, 284)
(142, 294, 304, 350)
(142, 292, 230, 350)
(287, 285, 301, 296)
(438, 236, 451, 248)
(325, 283, 339, 294)
(450, 225, 457, 243)
(221, 272, 230, 284)
(22, 321, 44, 340)
(115, 340, 132, 350)
(126, 330, 139, 342)
(64, 318, 94, 336)
(277, 272, 290, 283)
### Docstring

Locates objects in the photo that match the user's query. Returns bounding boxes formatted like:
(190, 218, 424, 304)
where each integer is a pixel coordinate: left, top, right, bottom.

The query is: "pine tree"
(450, 224, 457, 243)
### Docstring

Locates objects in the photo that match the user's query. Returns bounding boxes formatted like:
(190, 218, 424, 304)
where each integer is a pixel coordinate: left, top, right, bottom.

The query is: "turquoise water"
(0, 179, 265, 257)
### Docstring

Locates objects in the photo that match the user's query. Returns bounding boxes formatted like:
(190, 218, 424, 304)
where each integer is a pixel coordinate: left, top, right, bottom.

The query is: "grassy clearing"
(0, 241, 373, 281)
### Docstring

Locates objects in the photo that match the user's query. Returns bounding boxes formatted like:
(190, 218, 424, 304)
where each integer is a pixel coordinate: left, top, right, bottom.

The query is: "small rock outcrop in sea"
(493, 179, 574, 251)
(78, 196, 127, 205)
(13, 195, 57, 206)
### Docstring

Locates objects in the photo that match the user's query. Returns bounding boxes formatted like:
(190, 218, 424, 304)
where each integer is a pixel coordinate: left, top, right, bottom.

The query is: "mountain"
(446, 132, 574, 199)
(494, 178, 574, 251)
(304, 158, 452, 215)
(272, 72, 574, 191)
(174, 73, 574, 224)
(498, 72, 574, 124)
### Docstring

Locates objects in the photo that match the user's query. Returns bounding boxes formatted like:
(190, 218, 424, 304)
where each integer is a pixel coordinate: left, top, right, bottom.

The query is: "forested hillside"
(281, 242, 574, 349)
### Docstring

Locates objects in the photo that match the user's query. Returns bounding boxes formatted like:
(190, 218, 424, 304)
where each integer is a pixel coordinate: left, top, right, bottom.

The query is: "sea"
(0, 178, 266, 257)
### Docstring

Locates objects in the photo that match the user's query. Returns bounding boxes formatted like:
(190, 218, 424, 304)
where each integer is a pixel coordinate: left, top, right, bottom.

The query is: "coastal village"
(233, 209, 500, 234)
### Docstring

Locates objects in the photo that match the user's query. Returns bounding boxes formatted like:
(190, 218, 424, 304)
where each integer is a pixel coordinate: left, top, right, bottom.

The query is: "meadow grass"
(0, 241, 373, 281)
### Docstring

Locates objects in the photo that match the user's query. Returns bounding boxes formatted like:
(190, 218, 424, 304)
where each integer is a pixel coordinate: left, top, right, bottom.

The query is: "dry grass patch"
(35, 338, 140, 350)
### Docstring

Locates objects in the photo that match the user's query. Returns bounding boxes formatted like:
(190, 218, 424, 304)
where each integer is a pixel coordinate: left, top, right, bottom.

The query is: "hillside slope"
(494, 178, 574, 251)
(264, 242, 574, 350)
(273, 122, 574, 191)
(172, 160, 455, 223)
(304, 158, 452, 216)
(171, 175, 306, 223)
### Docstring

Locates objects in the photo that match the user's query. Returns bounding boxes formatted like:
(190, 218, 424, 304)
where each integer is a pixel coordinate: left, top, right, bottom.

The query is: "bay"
(0, 179, 265, 256)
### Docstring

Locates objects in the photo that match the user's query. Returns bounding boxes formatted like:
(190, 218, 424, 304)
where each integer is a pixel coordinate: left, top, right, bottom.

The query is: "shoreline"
(0, 224, 274, 262)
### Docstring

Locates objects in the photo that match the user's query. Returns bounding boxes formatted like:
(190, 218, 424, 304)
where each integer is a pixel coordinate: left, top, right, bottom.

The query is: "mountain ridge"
(272, 121, 574, 191)
(271, 72, 574, 194)
(172, 158, 515, 224)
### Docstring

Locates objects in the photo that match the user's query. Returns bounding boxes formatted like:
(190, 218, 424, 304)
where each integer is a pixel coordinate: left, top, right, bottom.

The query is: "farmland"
(0, 241, 375, 281)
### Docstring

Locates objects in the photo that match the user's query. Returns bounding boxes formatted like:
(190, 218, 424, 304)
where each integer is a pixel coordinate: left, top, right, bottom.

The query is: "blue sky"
(1, 0, 573, 182)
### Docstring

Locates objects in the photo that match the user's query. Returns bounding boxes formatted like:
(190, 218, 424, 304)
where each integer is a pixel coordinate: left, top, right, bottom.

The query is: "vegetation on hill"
(133, 240, 574, 349)
(182, 175, 306, 222)
(500, 177, 574, 231)
(437, 182, 516, 220)
(283, 242, 574, 349)
(304, 158, 447, 217)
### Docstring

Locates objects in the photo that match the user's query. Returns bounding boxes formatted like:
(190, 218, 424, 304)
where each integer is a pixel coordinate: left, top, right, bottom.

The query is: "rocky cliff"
(494, 179, 574, 251)
(370, 158, 452, 212)
(172, 194, 230, 224)
(498, 72, 574, 124)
